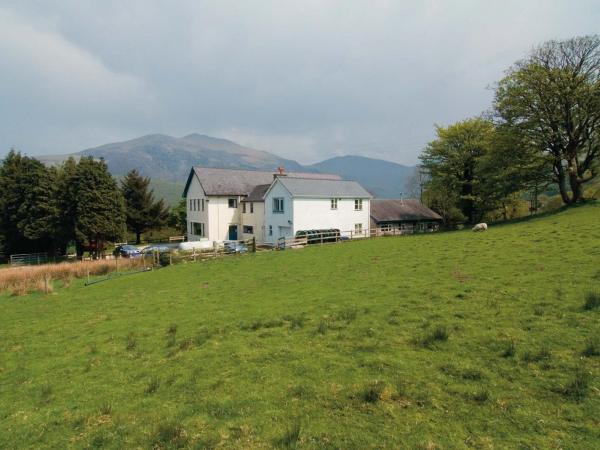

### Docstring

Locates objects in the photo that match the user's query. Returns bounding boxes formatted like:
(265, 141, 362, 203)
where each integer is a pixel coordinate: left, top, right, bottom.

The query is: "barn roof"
(370, 199, 442, 222)
(182, 167, 341, 197)
(276, 177, 372, 199)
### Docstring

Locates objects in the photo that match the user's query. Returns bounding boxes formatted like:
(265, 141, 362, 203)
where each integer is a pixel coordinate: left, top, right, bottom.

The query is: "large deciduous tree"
(121, 169, 169, 244)
(420, 118, 496, 224)
(495, 35, 600, 205)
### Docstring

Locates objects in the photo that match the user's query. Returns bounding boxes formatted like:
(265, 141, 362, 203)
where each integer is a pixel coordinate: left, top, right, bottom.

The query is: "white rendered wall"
(292, 198, 371, 237)
(185, 175, 209, 240)
(263, 180, 294, 244)
(241, 202, 265, 243)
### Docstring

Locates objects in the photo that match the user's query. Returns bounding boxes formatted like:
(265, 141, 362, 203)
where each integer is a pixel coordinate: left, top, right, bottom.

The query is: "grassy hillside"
(1, 204, 599, 448)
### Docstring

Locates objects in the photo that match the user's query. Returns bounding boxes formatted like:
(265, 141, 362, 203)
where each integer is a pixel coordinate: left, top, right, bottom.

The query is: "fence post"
(213, 241, 218, 258)
(252, 237, 256, 253)
(115, 256, 118, 273)
(44, 274, 48, 295)
(87, 269, 90, 284)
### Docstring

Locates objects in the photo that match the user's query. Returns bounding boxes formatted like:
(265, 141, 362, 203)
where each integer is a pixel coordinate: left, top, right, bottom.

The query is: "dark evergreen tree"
(0, 150, 60, 255)
(168, 199, 187, 234)
(121, 169, 169, 244)
(65, 157, 126, 257)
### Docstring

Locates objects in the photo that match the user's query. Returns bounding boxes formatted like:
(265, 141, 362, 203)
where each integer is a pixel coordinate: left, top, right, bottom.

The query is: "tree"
(495, 35, 600, 205)
(168, 199, 187, 235)
(62, 157, 126, 257)
(420, 118, 496, 224)
(0, 150, 60, 255)
(121, 170, 169, 244)
(404, 166, 428, 202)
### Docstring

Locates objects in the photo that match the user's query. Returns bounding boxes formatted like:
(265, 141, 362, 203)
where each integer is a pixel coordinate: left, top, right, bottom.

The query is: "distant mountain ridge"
(37, 133, 415, 202)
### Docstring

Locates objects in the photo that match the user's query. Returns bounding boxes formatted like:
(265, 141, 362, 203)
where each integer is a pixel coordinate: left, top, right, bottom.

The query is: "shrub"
(582, 336, 600, 357)
(583, 291, 600, 311)
(562, 368, 590, 401)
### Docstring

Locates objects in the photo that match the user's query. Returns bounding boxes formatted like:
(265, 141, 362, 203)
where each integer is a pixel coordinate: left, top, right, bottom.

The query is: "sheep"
(472, 223, 488, 232)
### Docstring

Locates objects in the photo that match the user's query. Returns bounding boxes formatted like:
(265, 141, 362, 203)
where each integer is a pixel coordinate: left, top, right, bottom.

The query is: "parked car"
(113, 245, 142, 258)
(295, 229, 340, 244)
(142, 244, 171, 254)
(224, 241, 248, 254)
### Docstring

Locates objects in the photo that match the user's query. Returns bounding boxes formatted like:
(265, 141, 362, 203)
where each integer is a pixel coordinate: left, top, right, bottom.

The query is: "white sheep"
(472, 223, 488, 232)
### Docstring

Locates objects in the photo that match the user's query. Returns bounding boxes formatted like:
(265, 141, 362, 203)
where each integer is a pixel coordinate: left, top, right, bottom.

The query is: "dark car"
(224, 241, 248, 254)
(295, 229, 340, 244)
(113, 245, 142, 258)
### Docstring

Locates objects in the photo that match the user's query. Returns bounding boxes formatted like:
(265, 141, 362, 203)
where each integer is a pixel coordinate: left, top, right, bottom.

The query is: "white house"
(263, 176, 372, 244)
(182, 167, 344, 243)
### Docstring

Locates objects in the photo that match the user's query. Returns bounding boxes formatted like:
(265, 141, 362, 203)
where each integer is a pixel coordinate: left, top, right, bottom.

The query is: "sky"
(1, 1, 599, 165)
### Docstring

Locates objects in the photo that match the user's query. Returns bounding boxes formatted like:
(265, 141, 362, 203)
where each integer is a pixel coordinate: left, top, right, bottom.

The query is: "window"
(192, 222, 205, 236)
(269, 225, 273, 236)
(189, 199, 192, 210)
(201, 199, 205, 211)
(330, 198, 338, 209)
(243, 225, 254, 234)
(354, 199, 363, 211)
(242, 202, 247, 213)
(355, 223, 363, 234)
(228, 198, 238, 208)
(194, 199, 198, 211)
(250, 202, 254, 213)
(273, 197, 284, 213)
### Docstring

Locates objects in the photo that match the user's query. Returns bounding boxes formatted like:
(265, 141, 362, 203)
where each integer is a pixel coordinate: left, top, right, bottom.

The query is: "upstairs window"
(189, 199, 193, 210)
(228, 198, 238, 208)
(273, 197, 284, 213)
(354, 199, 363, 211)
(331, 198, 338, 210)
(242, 202, 247, 213)
(201, 199, 205, 211)
(250, 202, 254, 213)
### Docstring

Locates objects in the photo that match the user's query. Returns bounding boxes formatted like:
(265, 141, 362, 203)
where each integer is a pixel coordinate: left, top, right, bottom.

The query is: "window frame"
(228, 198, 238, 209)
(354, 223, 363, 234)
(191, 222, 205, 237)
(243, 225, 254, 234)
(330, 198, 338, 210)
(354, 198, 363, 211)
(272, 197, 284, 213)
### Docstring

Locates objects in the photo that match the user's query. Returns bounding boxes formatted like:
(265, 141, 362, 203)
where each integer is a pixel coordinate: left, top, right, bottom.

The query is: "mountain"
(37, 134, 415, 202)
(39, 133, 306, 183)
(308, 155, 415, 199)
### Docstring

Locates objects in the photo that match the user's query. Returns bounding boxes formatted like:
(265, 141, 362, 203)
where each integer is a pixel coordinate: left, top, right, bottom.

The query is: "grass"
(0, 202, 599, 448)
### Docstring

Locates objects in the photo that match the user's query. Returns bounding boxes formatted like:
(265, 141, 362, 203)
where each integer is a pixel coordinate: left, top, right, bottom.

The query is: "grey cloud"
(1, 1, 599, 164)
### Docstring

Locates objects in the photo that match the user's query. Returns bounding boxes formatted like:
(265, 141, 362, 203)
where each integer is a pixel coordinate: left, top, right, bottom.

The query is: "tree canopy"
(494, 35, 600, 204)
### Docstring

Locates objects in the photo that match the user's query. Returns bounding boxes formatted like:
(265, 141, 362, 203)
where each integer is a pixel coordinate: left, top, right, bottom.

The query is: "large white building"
(182, 167, 372, 244)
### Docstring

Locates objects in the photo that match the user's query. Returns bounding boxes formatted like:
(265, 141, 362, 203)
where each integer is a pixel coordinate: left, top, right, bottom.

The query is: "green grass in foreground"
(1, 203, 600, 449)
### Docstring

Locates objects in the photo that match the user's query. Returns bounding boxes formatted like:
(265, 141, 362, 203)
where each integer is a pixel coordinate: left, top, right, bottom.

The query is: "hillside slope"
(39, 133, 307, 182)
(309, 155, 415, 198)
(1, 203, 599, 448)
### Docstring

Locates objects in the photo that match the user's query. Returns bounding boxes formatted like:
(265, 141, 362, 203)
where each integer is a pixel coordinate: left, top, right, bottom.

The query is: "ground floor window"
(355, 223, 363, 234)
(191, 222, 205, 236)
(243, 225, 254, 234)
(269, 225, 273, 236)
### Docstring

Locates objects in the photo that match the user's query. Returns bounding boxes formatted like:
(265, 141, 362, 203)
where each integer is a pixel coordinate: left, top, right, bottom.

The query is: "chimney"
(274, 165, 287, 179)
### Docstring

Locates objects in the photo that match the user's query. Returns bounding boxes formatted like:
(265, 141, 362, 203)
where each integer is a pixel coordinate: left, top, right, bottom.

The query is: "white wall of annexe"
(293, 197, 370, 237)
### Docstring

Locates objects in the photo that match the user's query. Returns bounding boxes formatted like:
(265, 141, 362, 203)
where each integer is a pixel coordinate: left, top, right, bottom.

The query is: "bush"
(359, 381, 386, 403)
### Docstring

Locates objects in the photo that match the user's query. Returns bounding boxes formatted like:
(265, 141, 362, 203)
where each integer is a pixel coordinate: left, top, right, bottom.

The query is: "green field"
(1, 204, 599, 449)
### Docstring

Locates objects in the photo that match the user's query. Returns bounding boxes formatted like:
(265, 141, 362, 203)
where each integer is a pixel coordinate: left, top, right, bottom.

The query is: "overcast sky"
(1, 1, 598, 165)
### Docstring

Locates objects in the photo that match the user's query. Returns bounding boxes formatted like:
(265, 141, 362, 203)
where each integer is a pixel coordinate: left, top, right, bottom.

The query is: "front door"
(228, 225, 238, 241)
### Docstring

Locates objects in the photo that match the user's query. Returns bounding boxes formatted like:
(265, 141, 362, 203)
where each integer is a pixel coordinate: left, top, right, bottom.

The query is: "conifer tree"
(121, 169, 169, 244)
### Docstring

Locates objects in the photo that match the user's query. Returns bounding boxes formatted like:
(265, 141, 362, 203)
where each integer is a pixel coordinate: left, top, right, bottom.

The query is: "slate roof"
(370, 199, 442, 222)
(276, 177, 372, 199)
(243, 184, 270, 202)
(182, 167, 341, 197)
